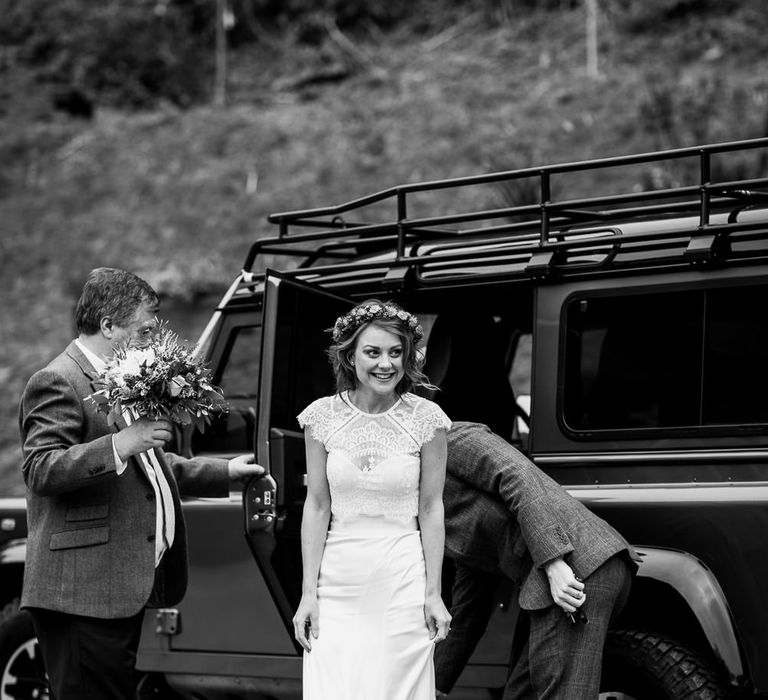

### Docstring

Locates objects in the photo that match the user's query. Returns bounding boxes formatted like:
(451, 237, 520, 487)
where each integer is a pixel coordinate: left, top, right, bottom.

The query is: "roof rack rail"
(242, 138, 768, 282)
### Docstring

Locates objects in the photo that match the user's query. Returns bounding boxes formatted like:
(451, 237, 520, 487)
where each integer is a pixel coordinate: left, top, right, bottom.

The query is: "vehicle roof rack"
(242, 138, 768, 287)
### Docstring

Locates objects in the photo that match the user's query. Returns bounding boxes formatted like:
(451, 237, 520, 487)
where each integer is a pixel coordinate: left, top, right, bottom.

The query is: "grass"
(2, 2, 768, 494)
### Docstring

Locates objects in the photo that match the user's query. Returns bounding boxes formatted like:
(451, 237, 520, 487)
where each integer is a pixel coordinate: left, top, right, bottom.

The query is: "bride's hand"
(424, 594, 451, 643)
(292, 593, 319, 652)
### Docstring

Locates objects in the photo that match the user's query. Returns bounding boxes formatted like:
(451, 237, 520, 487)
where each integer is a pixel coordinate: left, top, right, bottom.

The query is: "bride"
(293, 299, 452, 699)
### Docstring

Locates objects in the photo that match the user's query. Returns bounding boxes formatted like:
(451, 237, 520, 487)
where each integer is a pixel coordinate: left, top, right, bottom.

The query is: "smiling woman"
(326, 299, 431, 400)
(291, 298, 452, 700)
(349, 324, 405, 411)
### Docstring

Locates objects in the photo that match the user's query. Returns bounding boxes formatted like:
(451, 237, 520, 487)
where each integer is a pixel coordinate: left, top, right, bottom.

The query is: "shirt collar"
(75, 339, 109, 375)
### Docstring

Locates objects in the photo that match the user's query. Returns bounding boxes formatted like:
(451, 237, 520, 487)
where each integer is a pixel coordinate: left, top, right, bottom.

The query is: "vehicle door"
(244, 271, 353, 643)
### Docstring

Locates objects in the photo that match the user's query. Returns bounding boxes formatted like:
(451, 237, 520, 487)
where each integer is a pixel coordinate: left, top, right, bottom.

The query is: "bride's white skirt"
(303, 515, 434, 700)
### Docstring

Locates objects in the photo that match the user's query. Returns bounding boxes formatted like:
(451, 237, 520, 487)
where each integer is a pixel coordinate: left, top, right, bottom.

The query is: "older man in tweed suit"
(435, 422, 637, 699)
(19, 268, 260, 700)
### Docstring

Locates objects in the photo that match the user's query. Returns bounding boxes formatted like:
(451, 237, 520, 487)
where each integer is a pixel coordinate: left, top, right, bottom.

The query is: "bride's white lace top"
(297, 392, 451, 522)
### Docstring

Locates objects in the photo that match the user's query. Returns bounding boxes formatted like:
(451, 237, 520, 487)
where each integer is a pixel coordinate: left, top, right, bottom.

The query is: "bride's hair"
(327, 299, 432, 396)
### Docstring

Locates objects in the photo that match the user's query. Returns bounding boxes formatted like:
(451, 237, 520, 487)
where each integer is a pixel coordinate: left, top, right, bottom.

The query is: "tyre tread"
(605, 629, 734, 700)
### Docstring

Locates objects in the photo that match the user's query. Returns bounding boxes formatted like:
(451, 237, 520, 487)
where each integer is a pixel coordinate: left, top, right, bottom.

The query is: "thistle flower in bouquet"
(87, 323, 227, 432)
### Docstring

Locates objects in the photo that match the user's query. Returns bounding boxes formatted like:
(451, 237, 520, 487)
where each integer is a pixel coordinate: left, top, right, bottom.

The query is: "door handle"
(245, 473, 277, 535)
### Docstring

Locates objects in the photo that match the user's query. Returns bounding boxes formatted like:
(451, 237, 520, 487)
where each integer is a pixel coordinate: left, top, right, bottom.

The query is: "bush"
(635, 68, 768, 188)
(233, 0, 563, 39)
(0, 0, 212, 109)
(0, 0, 571, 111)
(611, 0, 739, 32)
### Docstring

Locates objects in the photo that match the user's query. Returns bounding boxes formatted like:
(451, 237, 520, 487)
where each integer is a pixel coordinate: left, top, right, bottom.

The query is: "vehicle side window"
(217, 325, 262, 398)
(563, 284, 768, 434)
(268, 293, 340, 430)
(704, 286, 768, 424)
(190, 323, 262, 455)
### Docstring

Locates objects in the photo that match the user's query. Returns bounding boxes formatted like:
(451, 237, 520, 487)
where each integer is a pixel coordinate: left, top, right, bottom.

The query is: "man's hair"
(74, 267, 159, 335)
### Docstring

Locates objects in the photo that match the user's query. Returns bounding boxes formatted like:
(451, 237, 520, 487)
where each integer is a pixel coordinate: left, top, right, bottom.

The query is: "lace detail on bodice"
(297, 393, 451, 521)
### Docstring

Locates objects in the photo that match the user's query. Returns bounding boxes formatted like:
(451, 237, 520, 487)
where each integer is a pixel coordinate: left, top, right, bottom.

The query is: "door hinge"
(155, 608, 180, 636)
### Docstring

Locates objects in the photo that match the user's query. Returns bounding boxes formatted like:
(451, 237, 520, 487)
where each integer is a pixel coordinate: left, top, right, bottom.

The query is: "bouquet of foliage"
(87, 323, 227, 432)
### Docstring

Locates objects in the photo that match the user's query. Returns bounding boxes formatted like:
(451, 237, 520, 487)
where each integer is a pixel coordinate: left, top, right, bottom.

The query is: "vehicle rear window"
(562, 283, 768, 434)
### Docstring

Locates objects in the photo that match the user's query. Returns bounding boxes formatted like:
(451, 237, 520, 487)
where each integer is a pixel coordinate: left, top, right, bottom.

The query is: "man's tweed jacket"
(444, 421, 636, 610)
(19, 341, 229, 619)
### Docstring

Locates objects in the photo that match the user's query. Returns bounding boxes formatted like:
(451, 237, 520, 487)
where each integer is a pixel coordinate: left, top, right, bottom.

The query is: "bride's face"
(352, 324, 405, 398)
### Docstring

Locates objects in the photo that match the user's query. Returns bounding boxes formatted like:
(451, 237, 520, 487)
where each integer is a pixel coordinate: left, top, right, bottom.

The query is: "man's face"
(110, 301, 158, 350)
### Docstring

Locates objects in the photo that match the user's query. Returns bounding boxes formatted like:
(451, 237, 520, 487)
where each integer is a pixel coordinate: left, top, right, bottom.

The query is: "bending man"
(435, 422, 638, 699)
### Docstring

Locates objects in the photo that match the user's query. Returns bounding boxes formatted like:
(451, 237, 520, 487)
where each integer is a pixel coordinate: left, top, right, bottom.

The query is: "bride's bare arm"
(292, 431, 331, 652)
(418, 429, 452, 642)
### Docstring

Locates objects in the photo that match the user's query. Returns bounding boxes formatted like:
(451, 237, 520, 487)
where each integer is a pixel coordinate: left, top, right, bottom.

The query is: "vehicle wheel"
(136, 673, 184, 700)
(0, 599, 49, 700)
(599, 629, 733, 700)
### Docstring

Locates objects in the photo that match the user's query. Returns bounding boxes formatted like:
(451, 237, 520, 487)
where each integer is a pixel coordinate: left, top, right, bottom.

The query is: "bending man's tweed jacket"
(19, 341, 230, 619)
(443, 421, 636, 609)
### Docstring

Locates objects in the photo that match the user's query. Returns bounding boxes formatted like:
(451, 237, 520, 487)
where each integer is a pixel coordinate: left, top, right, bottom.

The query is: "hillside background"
(2, 0, 767, 495)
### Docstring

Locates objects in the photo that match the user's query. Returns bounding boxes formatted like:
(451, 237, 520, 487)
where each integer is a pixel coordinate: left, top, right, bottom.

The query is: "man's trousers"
(503, 554, 633, 699)
(29, 607, 144, 700)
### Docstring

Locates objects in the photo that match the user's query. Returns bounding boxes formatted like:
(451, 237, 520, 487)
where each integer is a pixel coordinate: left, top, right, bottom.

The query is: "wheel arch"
(622, 546, 745, 685)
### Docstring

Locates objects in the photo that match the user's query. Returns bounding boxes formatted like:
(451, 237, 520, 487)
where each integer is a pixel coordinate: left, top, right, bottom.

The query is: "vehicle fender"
(0, 539, 26, 566)
(634, 546, 743, 682)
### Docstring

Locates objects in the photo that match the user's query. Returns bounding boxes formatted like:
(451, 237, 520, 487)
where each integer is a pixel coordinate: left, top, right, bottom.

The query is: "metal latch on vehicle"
(245, 474, 278, 535)
(155, 609, 180, 636)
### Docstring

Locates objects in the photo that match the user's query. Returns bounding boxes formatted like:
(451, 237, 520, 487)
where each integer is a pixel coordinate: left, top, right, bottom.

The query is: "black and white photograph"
(2, 1, 768, 698)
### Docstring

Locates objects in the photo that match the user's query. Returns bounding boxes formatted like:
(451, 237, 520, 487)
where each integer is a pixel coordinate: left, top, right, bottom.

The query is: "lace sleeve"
(415, 397, 452, 446)
(297, 396, 332, 444)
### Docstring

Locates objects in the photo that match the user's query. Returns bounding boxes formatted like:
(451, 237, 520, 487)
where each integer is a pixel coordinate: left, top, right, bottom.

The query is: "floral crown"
(332, 301, 424, 344)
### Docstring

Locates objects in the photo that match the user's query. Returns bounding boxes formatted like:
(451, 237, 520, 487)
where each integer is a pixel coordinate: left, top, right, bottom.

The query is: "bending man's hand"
(544, 556, 586, 613)
(227, 454, 265, 487)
